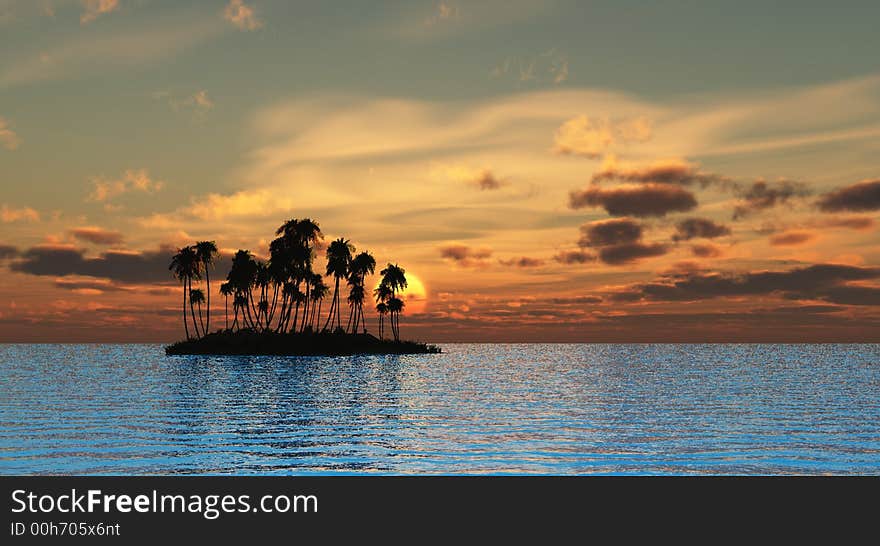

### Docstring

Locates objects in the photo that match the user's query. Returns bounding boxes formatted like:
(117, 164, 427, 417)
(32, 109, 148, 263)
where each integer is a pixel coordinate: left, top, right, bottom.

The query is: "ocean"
(1, 343, 878, 475)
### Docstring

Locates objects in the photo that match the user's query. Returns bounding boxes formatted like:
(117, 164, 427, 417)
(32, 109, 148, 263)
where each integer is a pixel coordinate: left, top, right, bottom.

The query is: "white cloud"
(223, 0, 261, 31)
(0, 116, 21, 150)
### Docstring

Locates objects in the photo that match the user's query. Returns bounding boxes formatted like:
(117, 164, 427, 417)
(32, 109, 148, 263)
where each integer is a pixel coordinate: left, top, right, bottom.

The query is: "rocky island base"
(165, 330, 441, 356)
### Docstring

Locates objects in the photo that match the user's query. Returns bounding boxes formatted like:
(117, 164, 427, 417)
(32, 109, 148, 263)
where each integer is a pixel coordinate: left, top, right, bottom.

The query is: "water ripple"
(1, 343, 878, 474)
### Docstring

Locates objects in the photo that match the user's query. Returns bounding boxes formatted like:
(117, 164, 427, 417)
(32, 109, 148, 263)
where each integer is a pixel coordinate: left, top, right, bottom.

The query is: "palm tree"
(346, 283, 366, 333)
(380, 264, 407, 341)
(233, 294, 248, 331)
(375, 302, 388, 339)
(308, 274, 328, 332)
(190, 289, 206, 337)
(347, 251, 376, 333)
(219, 281, 233, 331)
(387, 297, 404, 342)
(374, 282, 392, 339)
(169, 246, 199, 340)
(323, 237, 354, 332)
(227, 250, 258, 330)
(194, 241, 219, 334)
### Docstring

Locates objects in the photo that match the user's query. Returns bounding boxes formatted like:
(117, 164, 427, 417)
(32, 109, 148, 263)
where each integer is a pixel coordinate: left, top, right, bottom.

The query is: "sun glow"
(376, 272, 427, 314)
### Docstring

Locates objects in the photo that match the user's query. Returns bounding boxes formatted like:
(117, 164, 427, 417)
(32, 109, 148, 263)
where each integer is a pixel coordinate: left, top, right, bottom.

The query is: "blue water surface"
(1, 344, 878, 474)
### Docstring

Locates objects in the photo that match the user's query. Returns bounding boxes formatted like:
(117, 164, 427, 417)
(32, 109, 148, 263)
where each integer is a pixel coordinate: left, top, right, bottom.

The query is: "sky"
(1, 0, 879, 342)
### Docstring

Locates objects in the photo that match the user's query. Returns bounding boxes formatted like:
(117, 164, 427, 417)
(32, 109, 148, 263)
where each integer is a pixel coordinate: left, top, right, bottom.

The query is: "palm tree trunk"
(205, 266, 211, 334)
(323, 279, 339, 332)
(224, 294, 228, 330)
(182, 279, 190, 340)
(189, 291, 202, 339)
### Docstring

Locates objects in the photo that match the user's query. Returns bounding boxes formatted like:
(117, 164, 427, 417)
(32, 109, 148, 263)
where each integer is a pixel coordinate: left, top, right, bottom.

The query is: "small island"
(165, 218, 440, 356)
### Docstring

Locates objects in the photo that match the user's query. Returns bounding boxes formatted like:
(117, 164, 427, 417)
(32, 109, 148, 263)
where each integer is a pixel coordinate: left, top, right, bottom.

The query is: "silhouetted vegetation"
(167, 218, 434, 355)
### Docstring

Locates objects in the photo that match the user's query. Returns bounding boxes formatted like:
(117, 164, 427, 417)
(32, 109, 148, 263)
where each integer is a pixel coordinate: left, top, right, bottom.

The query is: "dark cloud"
(817, 216, 874, 230)
(470, 170, 505, 190)
(575, 218, 666, 265)
(816, 179, 880, 212)
(9, 244, 177, 283)
(499, 256, 545, 268)
(811, 285, 880, 306)
(691, 243, 722, 258)
(0, 244, 19, 259)
(549, 295, 603, 304)
(615, 263, 880, 305)
(769, 231, 815, 246)
(569, 183, 697, 217)
(577, 218, 643, 247)
(439, 244, 492, 267)
(553, 249, 596, 264)
(69, 226, 125, 245)
(607, 291, 644, 303)
(591, 158, 727, 188)
(672, 218, 731, 242)
(598, 243, 668, 265)
(732, 179, 809, 219)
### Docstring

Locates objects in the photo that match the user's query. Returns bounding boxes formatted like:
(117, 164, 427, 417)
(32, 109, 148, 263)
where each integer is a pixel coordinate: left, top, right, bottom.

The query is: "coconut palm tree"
(308, 274, 328, 332)
(219, 281, 233, 331)
(233, 294, 248, 331)
(323, 238, 354, 332)
(346, 283, 366, 333)
(194, 241, 219, 334)
(387, 297, 404, 342)
(374, 282, 392, 339)
(375, 302, 388, 339)
(189, 289, 206, 337)
(169, 246, 200, 340)
(380, 264, 407, 341)
(227, 250, 258, 330)
(347, 251, 376, 333)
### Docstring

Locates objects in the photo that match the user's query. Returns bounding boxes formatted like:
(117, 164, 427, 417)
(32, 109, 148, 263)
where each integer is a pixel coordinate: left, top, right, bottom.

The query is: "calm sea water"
(1, 344, 878, 475)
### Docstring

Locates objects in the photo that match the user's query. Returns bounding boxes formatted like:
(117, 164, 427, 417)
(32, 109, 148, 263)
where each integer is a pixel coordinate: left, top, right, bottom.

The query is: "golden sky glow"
(1, 1, 879, 342)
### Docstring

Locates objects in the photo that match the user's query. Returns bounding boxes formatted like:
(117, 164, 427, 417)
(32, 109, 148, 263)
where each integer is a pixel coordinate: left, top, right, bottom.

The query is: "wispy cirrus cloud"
(0, 14, 227, 88)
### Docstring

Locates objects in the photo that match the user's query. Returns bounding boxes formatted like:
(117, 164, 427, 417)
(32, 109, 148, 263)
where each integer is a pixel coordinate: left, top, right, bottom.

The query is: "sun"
(376, 272, 428, 314)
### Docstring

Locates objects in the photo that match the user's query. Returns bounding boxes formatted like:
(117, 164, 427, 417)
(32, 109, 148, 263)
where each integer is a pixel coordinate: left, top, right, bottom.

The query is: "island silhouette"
(165, 218, 439, 356)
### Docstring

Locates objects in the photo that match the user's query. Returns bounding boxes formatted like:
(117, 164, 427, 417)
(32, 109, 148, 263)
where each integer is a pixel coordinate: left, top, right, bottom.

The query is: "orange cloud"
(1, 204, 39, 223)
(87, 169, 164, 202)
(69, 226, 124, 245)
(0, 116, 20, 150)
(553, 116, 652, 158)
(224, 0, 261, 31)
(80, 0, 119, 25)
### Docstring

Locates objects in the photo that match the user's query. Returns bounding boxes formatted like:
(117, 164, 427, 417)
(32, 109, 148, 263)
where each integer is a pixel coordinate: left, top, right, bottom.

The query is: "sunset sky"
(2, 0, 879, 342)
